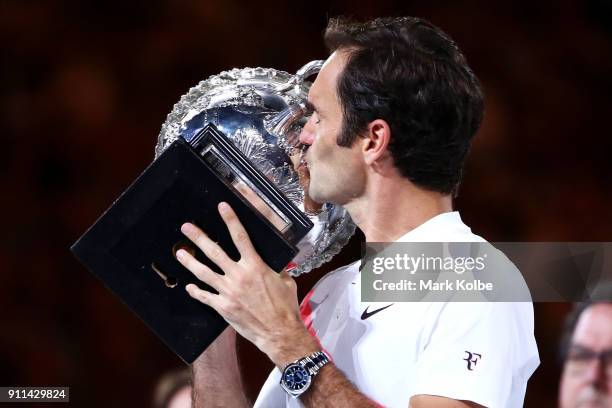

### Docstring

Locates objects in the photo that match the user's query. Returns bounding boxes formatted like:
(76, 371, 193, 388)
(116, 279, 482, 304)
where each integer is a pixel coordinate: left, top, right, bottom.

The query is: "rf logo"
(463, 351, 482, 371)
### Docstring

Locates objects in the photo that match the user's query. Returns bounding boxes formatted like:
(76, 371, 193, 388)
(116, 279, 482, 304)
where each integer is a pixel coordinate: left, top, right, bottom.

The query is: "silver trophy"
(155, 61, 356, 276)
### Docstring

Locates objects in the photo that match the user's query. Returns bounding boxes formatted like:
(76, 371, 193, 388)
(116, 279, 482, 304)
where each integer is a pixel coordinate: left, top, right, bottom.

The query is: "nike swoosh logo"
(360, 304, 394, 320)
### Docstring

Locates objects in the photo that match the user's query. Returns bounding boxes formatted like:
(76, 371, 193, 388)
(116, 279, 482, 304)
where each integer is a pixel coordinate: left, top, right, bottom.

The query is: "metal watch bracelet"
(298, 350, 330, 375)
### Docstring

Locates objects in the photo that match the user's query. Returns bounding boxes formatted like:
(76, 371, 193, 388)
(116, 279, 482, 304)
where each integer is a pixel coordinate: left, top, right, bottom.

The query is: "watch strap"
(298, 351, 330, 376)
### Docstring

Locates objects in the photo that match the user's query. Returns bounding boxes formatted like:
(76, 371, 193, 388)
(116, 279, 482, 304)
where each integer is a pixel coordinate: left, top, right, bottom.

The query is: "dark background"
(2, 0, 611, 406)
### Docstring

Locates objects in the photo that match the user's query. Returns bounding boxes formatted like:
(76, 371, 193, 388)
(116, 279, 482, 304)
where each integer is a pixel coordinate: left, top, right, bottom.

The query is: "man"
(153, 368, 192, 408)
(559, 285, 612, 408)
(175, 17, 540, 407)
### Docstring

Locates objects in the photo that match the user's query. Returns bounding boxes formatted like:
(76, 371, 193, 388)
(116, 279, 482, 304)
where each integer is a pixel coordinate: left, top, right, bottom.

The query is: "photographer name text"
(373, 279, 493, 292)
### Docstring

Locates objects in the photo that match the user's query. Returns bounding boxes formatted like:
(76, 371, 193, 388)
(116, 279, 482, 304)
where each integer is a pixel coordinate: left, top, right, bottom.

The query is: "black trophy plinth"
(71, 124, 313, 363)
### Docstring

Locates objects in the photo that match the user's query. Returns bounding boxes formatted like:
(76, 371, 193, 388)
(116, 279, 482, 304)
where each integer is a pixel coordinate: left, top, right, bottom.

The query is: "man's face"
(298, 50, 366, 206)
(560, 303, 612, 408)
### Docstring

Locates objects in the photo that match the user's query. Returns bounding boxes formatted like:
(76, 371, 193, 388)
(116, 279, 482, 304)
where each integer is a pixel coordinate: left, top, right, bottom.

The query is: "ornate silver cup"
(156, 62, 355, 276)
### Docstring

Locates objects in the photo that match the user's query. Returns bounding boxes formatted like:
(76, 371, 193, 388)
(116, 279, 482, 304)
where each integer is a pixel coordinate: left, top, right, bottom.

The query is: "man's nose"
(299, 116, 316, 145)
(584, 357, 609, 392)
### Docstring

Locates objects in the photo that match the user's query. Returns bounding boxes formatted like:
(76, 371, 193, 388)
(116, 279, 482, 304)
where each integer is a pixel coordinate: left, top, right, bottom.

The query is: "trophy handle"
(295, 60, 325, 82)
(274, 60, 325, 93)
(264, 102, 309, 150)
(267, 60, 325, 148)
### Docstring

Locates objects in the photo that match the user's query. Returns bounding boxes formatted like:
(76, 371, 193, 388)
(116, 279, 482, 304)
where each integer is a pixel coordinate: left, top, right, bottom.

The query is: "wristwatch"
(280, 350, 330, 398)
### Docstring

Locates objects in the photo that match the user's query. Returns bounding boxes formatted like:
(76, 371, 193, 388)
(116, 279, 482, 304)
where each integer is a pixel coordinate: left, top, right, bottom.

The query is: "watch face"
(282, 364, 311, 393)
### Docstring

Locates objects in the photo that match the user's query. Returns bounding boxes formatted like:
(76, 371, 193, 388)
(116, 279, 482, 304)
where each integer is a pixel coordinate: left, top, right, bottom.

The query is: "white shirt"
(254, 212, 540, 408)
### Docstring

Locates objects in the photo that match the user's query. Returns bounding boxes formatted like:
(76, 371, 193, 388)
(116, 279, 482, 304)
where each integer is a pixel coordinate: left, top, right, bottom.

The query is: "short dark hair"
(324, 17, 484, 195)
(559, 282, 612, 364)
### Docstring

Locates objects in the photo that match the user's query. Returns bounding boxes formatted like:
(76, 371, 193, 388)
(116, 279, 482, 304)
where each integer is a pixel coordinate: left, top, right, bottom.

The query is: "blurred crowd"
(1, 0, 611, 406)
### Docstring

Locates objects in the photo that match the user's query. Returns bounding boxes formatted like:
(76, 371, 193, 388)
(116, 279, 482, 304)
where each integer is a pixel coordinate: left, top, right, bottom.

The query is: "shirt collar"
(394, 211, 468, 242)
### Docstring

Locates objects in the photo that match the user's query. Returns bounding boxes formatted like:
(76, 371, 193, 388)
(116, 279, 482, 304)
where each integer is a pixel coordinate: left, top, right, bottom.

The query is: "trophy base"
(71, 136, 301, 363)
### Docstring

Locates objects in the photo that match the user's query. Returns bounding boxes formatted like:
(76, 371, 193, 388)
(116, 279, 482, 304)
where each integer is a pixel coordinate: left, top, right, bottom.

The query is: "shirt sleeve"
(409, 301, 540, 408)
(254, 368, 288, 408)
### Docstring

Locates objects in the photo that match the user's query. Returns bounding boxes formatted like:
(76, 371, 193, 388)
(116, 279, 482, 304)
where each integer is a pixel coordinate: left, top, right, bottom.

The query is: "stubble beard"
(573, 386, 611, 408)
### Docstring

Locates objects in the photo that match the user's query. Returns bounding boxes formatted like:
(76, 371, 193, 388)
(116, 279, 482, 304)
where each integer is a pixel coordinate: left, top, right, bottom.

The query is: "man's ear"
(362, 119, 391, 165)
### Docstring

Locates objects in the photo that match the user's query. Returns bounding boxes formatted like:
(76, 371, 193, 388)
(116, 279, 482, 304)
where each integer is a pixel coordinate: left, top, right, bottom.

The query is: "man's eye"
(568, 349, 594, 361)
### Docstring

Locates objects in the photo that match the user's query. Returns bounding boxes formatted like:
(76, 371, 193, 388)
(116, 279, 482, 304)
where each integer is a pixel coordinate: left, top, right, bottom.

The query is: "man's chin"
(304, 187, 325, 214)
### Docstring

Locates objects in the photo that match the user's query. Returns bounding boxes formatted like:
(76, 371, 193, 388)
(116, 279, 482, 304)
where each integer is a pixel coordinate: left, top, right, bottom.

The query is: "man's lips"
(298, 161, 310, 177)
(296, 154, 311, 186)
(297, 150, 309, 171)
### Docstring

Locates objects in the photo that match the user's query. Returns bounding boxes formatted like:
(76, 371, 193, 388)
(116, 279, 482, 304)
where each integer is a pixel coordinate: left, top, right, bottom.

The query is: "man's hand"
(176, 202, 319, 367)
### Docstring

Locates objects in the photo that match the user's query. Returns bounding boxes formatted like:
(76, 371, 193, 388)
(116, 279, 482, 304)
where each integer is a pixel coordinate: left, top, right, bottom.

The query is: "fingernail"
(181, 223, 194, 234)
(218, 202, 229, 213)
(176, 249, 187, 260)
